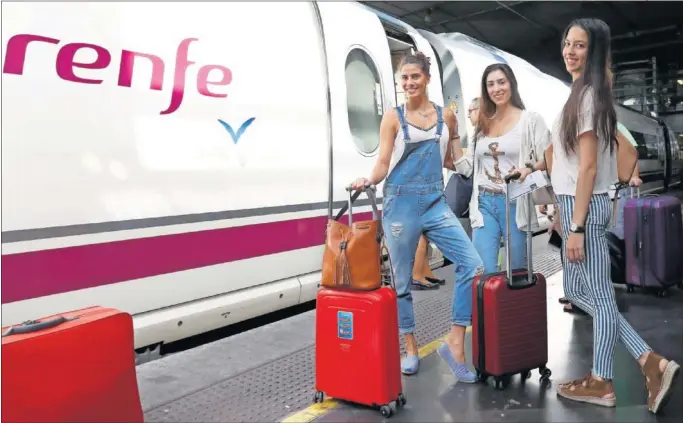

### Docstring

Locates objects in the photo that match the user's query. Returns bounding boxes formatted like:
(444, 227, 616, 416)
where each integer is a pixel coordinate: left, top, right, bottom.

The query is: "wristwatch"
(569, 223, 585, 233)
(525, 162, 535, 171)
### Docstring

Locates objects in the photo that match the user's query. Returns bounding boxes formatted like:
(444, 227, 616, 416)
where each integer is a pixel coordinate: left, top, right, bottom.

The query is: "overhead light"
(678, 79, 683, 85)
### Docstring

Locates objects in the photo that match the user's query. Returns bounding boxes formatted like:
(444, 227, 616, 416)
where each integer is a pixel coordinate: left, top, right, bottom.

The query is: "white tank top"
(387, 120, 451, 178)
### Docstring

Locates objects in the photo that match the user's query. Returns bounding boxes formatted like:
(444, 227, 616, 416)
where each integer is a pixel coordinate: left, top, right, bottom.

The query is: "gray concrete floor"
(315, 273, 683, 423)
(137, 190, 683, 422)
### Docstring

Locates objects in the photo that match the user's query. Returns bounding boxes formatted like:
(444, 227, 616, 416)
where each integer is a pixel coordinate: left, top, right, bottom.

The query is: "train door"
(658, 123, 672, 190)
(418, 32, 468, 146)
(315, 2, 396, 209)
(382, 29, 445, 109)
(662, 124, 683, 188)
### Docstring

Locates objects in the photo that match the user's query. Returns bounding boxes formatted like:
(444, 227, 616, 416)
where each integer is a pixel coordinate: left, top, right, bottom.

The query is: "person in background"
(468, 97, 480, 127)
(609, 122, 643, 239)
(451, 63, 552, 275)
(351, 51, 484, 380)
(549, 17, 678, 412)
(410, 236, 445, 290)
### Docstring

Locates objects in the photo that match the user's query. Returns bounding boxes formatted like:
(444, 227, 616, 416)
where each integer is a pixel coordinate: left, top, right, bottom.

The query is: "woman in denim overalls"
(351, 52, 484, 380)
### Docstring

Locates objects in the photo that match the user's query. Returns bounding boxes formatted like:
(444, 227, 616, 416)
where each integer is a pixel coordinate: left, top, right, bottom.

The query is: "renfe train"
(2, 2, 682, 353)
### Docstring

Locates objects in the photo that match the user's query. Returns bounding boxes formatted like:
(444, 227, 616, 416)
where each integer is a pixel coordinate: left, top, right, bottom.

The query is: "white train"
(2, 2, 681, 352)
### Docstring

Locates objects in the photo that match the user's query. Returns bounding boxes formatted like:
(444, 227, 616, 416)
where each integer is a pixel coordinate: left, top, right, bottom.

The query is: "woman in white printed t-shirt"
(549, 17, 679, 413)
(450, 63, 551, 275)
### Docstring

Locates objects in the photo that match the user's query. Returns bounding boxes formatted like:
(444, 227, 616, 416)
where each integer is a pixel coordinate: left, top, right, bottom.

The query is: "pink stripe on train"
(1, 212, 376, 304)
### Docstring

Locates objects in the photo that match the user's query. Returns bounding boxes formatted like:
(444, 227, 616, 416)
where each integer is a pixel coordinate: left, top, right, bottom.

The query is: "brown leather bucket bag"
(321, 186, 391, 291)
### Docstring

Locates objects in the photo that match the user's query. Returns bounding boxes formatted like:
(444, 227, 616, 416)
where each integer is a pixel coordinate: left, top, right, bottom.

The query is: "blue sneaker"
(401, 354, 420, 375)
(437, 343, 477, 383)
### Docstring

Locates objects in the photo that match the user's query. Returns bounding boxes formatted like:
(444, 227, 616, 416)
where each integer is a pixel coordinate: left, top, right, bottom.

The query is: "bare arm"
(525, 112, 553, 172)
(573, 131, 598, 227)
(615, 129, 639, 183)
(367, 109, 399, 186)
(543, 144, 553, 172)
(443, 108, 461, 171)
(441, 108, 474, 176)
(527, 144, 553, 173)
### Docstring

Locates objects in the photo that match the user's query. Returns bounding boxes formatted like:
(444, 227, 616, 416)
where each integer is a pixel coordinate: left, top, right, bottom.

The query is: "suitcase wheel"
(520, 370, 532, 382)
(494, 374, 512, 390)
(377, 395, 404, 418)
(539, 366, 552, 383)
(313, 391, 324, 403)
(626, 284, 636, 293)
(379, 402, 398, 418)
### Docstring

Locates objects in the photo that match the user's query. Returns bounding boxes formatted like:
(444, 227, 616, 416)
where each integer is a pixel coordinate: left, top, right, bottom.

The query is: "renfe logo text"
(2, 34, 231, 115)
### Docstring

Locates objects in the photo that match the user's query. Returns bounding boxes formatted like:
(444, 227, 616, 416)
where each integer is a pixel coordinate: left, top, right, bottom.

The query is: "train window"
(629, 130, 659, 160)
(345, 48, 383, 154)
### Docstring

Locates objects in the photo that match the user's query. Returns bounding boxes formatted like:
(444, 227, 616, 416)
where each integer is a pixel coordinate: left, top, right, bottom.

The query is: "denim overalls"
(382, 103, 484, 374)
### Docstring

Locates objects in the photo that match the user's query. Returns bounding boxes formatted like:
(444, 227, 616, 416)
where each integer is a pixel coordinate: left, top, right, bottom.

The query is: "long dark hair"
(559, 18, 617, 155)
(475, 63, 525, 139)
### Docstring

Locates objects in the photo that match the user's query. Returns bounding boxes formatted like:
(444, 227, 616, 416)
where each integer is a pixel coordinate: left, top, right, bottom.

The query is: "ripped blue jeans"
(382, 182, 484, 334)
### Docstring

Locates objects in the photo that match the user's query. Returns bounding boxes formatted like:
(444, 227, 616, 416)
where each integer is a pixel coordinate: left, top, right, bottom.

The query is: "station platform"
(135, 226, 683, 423)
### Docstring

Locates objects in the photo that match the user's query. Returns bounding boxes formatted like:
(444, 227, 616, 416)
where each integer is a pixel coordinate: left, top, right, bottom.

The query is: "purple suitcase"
(624, 189, 683, 296)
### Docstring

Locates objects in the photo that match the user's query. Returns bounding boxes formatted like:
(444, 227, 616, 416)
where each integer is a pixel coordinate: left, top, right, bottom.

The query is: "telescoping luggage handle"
(503, 173, 535, 289)
(611, 184, 644, 227)
(334, 184, 381, 225)
(2, 315, 79, 337)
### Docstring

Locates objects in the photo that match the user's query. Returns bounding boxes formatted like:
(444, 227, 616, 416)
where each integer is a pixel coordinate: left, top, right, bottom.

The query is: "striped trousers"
(557, 194, 651, 379)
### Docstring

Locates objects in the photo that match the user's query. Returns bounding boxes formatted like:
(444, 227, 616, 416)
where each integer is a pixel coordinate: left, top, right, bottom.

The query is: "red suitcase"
(314, 286, 404, 417)
(471, 174, 552, 390)
(314, 186, 404, 418)
(1, 306, 144, 423)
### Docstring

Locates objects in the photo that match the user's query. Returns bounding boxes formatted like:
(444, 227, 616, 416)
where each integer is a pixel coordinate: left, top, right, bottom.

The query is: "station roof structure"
(361, 1, 683, 83)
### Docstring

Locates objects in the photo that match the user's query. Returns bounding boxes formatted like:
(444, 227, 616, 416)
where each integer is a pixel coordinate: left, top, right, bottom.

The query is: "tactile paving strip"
(144, 346, 317, 422)
(532, 250, 564, 281)
(145, 249, 562, 423)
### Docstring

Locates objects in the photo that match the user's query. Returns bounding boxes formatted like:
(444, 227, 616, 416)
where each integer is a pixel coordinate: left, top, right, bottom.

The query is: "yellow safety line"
(280, 327, 472, 423)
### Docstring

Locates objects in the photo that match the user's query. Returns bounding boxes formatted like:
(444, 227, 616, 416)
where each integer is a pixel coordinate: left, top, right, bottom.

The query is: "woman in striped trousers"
(549, 18, 679, 413)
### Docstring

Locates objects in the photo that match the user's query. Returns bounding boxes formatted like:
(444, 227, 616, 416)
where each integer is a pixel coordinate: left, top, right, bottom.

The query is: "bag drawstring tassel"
(334, 239, 352, 287)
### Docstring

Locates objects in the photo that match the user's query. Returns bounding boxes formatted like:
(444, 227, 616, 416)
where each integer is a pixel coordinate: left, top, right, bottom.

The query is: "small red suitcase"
(471, 174, 552, 390)
(1, 306, 144, 423)
(314, 285, 404, 418)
